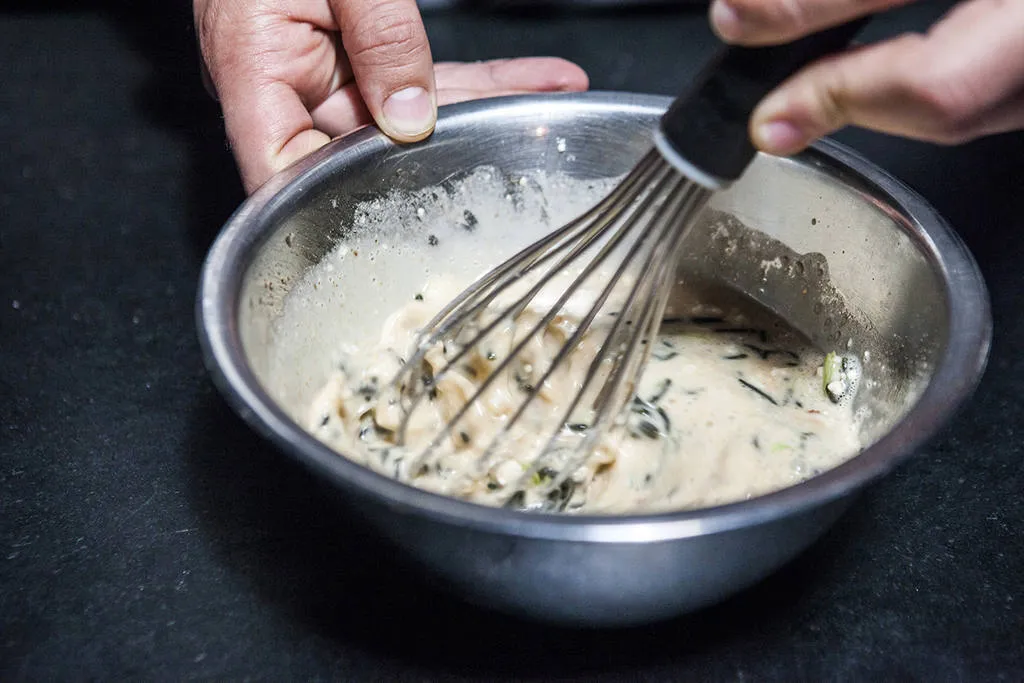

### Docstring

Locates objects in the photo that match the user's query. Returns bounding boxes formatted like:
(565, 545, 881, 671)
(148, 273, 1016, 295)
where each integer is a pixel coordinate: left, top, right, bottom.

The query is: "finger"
(434, 58, 589, 96)
(309, 83, 372, 138)
(309, 49, 369, 137)
(224, 81, 333, 193)
(709, 0, 913, 46)
(435, 58, 590, 106)
(330, 0, 438, 142)
(310, 58, 590, 138)
(748, 0, 1024, 154)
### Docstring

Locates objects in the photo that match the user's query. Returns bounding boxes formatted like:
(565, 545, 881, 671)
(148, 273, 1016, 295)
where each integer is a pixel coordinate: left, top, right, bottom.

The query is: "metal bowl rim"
(195, 91, 992, 544)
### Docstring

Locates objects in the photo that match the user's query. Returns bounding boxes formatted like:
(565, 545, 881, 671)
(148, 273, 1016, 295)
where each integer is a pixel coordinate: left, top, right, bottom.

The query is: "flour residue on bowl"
(269, 167, 864, 514)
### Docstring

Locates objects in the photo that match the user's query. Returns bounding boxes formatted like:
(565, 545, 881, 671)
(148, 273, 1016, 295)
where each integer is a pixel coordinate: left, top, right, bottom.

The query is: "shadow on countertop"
(4, 0, 247, 255)
(105, 1, 247, 257)
(5, 3, 245, 259)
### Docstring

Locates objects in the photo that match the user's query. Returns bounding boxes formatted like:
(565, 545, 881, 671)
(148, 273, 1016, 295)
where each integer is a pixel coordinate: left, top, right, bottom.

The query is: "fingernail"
(754, 120, 807, 155)
(710, 0, 743, 41)
(382, 86, 435, 138)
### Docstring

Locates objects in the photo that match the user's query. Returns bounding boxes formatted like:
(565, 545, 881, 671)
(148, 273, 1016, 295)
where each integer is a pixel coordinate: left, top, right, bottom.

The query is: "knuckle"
(345, 3, 427, 67)
(816, 70, 851, 130)
(796, 56, 853, 133)
(907, 56, 981, 144)
(196, 0, 248, 76)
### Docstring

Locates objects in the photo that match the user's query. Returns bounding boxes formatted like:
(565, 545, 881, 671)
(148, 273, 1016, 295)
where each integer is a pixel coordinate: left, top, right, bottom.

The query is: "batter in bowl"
(263, 165, 863, 515)
(307, 267, 862, 515)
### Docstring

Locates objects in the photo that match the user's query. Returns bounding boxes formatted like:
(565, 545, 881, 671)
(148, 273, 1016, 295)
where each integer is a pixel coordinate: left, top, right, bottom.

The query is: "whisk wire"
(380, 151, 712, 509)
(401, 151, 662, 367)
(444, 162, 692, 480)
(394, 152, 666, 449)
(498, 175, 709, 506)
(362, 20, 867, 511)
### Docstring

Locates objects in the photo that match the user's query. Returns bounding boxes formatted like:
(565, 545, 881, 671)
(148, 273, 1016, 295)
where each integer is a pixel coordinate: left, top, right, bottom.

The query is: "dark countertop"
(2, 2, 1021, 680)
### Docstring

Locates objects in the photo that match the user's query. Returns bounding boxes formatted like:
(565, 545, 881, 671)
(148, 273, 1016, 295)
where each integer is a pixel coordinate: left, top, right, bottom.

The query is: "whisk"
(385, 20, 868, 511)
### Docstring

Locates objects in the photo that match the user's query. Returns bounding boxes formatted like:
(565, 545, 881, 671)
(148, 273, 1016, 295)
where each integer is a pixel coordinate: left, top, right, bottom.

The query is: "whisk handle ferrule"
(658, 17, 870, 188)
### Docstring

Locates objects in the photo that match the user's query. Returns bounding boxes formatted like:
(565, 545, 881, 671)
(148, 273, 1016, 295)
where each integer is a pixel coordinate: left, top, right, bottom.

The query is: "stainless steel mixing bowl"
(196, 92, 991, 627)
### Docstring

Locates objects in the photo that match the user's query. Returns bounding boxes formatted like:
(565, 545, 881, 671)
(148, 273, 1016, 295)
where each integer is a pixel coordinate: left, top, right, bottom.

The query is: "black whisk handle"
(657, 16, 870, 189)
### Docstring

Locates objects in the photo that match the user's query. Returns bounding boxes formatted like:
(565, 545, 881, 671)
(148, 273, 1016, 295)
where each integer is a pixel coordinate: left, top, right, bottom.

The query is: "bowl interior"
(204, 93, 988, 526)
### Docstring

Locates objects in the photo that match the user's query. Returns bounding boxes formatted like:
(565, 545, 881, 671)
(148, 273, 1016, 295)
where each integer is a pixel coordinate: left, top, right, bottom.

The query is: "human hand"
(707, 0, 1024, 155)
(194, 0, 589, 194)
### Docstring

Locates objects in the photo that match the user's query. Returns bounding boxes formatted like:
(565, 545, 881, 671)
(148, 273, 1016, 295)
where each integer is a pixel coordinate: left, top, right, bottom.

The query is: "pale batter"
(307, 268, 862, 515)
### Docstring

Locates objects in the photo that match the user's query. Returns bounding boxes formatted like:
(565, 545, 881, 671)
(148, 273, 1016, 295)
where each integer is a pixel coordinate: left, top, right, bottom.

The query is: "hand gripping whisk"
(385, 20, 868, 511)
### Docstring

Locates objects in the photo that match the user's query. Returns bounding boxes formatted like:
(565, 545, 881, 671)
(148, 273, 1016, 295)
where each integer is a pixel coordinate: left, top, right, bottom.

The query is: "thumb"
(331, 0, 438, 143)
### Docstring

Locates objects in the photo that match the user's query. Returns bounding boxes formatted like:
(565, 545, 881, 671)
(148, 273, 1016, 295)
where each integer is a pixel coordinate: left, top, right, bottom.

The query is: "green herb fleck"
(651, 340, 679, 361)
(627, 396, 671, 439)
(738, 378, 779, 405)
(647, 378, 672, 404)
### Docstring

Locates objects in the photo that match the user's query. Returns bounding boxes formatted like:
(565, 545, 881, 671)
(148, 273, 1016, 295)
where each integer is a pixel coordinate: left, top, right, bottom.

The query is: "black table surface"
(3, 2, 1022, 680)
